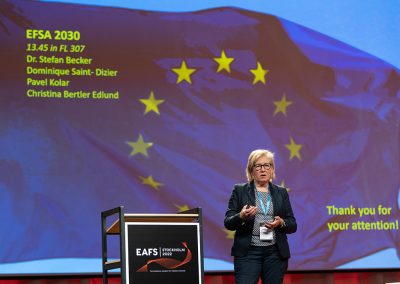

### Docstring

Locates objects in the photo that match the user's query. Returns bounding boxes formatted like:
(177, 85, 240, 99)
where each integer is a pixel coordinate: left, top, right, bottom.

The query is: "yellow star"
(214, 50, 234, 73)
(139, 175, 163, 190)
(139, 91, 165, 115)
(279, 180, 291, 192)
(273, 94, 293, 116)
(285, 137, 302, 160)
(171, 60, 196, 84)
(249, 61, 269, 85)
(174, 204, 190, 212)
(126, 134, 153, 158)
(223, 229, 235, 239)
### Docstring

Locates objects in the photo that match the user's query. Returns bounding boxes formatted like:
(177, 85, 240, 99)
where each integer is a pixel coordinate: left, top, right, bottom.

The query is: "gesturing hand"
(239, 205, 257, 220)
(265, 216, 284, 229)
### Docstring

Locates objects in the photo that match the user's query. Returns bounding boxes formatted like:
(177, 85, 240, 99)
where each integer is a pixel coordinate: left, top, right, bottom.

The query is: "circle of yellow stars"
(125, 49, 303, 239)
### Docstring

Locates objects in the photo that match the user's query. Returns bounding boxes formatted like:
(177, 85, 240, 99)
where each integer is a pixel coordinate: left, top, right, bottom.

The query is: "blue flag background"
(0, 0, 399, 273)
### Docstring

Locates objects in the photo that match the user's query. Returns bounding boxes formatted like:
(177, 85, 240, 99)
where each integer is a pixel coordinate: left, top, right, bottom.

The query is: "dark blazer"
(224, 181, 297, 259)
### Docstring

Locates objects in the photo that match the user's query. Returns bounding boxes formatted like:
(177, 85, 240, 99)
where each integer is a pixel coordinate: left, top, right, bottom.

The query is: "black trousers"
(234, 245, 288, 284)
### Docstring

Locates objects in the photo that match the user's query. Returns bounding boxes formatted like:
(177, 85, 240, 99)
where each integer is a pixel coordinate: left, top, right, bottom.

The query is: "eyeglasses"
(254, 163, 272, 171)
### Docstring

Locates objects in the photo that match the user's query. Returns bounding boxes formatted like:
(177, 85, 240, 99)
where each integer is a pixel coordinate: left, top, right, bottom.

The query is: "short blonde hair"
(246, 149, 276, 182)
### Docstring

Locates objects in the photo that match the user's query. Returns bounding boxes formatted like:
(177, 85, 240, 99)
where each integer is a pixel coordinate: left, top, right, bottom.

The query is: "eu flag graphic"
(0, 0, 399, 271)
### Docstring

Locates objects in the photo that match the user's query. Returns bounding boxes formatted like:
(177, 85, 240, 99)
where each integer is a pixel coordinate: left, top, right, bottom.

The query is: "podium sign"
(125, 222, 201, 284)
(101, 207, 204, 284)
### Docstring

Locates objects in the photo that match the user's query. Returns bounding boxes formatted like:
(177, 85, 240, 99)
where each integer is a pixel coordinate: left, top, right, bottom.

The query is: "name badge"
(260, 223, 273, 241)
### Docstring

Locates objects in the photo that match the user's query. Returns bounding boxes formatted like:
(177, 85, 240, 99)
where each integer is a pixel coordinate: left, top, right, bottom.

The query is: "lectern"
(101, 206, 204, 284)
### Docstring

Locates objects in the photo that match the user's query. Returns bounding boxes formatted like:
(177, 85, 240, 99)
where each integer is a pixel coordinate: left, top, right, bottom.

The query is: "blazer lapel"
(269, 182, 280, 215)
(246, 181, 256, 207)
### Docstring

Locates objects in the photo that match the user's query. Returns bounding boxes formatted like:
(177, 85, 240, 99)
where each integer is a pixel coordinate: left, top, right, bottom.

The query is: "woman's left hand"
(265, 216, 283, 229)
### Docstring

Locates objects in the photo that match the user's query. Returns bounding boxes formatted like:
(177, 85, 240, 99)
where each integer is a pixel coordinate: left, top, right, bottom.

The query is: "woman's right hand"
(239, 205, 257, 220)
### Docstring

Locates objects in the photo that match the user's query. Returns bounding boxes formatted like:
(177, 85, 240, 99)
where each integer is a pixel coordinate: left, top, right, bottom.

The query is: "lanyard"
(257, 191, 271, 217)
